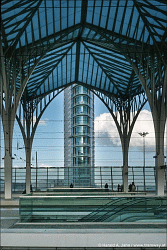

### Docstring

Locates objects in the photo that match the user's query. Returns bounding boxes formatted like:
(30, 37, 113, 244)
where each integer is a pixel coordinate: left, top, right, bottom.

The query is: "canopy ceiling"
(1, 0, 167, 101)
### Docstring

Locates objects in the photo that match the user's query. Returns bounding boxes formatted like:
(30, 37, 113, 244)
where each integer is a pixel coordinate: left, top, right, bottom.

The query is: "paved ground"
(1, 207, 20, 229)
(0, 193, 166, 248)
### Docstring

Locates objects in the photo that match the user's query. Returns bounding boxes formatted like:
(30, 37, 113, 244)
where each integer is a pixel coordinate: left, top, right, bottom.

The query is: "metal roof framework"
(0, 0, 167, 198)
(1, 0, 167, 102)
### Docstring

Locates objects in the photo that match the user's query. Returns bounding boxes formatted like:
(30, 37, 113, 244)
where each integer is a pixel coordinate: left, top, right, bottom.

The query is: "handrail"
(121, 203, 162, 222)
(121, 206, 167, 222)
(93, 198, 146, 222)
(79, 197, 124, 221)
(0, 165, 166, 193)
(80, 197, 166, 222)
(95, 197, 165, 222)
(79, 197, 144, 222)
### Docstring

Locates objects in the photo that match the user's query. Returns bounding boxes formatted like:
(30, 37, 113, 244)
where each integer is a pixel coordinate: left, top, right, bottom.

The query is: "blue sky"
(0, 92, 167, 169)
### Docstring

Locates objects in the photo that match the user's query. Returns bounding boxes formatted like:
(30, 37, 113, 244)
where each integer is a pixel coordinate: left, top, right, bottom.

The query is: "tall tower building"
(64, 85, 94, 187)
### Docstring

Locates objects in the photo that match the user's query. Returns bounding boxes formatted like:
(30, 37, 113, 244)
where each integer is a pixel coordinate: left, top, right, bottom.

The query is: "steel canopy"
(1, 0, 167, 101)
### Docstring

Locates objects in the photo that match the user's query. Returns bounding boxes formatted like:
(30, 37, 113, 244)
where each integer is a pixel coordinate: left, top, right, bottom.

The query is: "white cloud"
(38, 163, 53, 168)
(95, 112, 121, 146)
(94, 109, 160, 150)
(21, 117, 48, 126)
(32, 116, 48, 126)
(130, 110, 155, 148)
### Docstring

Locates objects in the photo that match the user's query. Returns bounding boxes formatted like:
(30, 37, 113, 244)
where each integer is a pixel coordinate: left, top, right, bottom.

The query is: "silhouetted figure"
(129, 183, 132, 192)
(131, 182, 136, 192)
(120, 184, 123, 192)
(105, 182, 108, 192)
(22, 184, 33, 194)
(70, 183, 73, 188)
(22, 189, 26, 194)
(118, 184, 120, 192)
(105, 183, 108, 189)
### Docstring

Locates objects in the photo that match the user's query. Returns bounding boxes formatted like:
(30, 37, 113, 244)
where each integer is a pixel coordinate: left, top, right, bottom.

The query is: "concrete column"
(122, 136, 129, 193)
(155, 154, 165, 196)
(122, 150, 129, 193)
(16, 115, 32, 194)
(155, 122, 165, 196)
(4, 151, 12, 199)
(153, 112, 166, 196)
(3, 113, 14, 199)
(25, 145, 31, 194)
(25, 120, 32, 194)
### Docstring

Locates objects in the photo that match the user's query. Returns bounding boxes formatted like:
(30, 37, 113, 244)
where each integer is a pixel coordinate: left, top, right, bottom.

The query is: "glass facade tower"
(64, 85, 94, 187)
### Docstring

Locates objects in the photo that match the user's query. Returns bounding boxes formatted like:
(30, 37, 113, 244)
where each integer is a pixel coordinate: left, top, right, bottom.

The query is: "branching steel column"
(1, 43, 50, 198)
(152, 65, 167, 196)
(119, 107, 131, 193)
(132, 58, 167, 196)
(1, 45, 17, 199)
(25, 119, 32, 194)
(16, 102, 34, 194)
(93, 91, 147, 192)
(16, 89, 63, 193)
(2, 110, 15, 199)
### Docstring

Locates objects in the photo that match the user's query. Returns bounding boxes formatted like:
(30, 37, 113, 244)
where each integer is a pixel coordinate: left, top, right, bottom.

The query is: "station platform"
(1, 190, 167, 249)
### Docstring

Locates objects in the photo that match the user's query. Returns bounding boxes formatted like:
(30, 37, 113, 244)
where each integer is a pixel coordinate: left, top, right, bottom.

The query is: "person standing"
(131, 182, 136, 192)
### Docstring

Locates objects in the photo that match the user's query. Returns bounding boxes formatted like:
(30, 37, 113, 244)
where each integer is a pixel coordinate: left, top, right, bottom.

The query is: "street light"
(138, 132, 149, 191)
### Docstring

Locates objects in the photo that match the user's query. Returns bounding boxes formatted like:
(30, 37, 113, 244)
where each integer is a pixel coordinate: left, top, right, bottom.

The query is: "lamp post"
(138, 132, 149, 191)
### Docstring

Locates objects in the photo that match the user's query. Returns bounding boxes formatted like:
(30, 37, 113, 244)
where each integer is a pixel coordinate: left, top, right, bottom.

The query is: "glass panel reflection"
(20, 194, 167, 223)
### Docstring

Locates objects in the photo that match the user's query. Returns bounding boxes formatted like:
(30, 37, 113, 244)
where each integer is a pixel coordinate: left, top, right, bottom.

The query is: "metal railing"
(0, 166, 166, 193)
(79, 197, 167, 222)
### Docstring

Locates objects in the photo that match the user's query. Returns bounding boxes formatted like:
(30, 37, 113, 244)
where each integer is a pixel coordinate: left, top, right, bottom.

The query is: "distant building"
(64, 85, 94, 187)
(0, 178, 4, 192)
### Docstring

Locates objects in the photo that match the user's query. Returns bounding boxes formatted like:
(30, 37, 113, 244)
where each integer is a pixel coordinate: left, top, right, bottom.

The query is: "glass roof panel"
(1, 0, 39, 46)
(106, 2, 117, 31)
(131, 8, 140, 35)
(75, 0, 82, 24)
(100, 1, 109, 28)
(54, 1, 61, 32)
(93, 0, 102, 26)
(34, 43, 76, 97)
(122, 4, 133, 35)
(116, 2, 125, 23)
(86, 0, 94, 23)
(1, 0, 166, 101)
(61, 2, 67, 30)
(79, 43, 120, 95)
(82, 40, 140, 95)
(135, 0, 167, 42)
(68, 1, 75, 27)
(46, 8, 53, 36)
